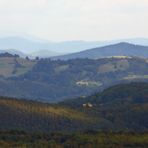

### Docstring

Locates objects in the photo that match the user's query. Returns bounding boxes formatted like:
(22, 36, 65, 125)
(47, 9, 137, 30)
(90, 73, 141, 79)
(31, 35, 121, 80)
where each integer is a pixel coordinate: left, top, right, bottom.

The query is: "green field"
(0, 57, 36, 77)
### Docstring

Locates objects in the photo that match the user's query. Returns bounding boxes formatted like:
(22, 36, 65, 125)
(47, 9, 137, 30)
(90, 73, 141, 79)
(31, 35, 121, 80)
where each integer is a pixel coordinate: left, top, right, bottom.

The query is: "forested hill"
(52, 42, 148, 60)
(61, 82, 148, 107)
(6, 57, 148, 102)
(0, 97, 93, 132)
(1, 53, 148, 102)
(0, 82, 148, 132)
(61, 82, 148, 131)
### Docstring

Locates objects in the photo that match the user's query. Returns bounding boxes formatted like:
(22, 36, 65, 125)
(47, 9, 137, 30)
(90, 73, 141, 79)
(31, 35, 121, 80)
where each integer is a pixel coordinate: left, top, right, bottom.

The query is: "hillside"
(1, 57, 148, 102)
(0, 54, 36, 78)
(62, 82, 148, 106)
(0, 83, 147, 133)
(52, 43, 148, 60)
(61, 82, 148, 131)
(1, 53, 148, 102)
(0, 97, 94, 132)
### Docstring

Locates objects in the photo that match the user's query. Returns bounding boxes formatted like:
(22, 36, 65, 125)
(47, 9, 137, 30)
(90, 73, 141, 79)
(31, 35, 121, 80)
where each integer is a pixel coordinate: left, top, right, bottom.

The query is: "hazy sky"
(0, 0, 148, 41)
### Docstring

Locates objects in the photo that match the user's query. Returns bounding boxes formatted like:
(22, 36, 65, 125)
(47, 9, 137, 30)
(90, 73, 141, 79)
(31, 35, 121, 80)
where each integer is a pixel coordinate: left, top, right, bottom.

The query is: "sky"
(0, 0, 148, 41)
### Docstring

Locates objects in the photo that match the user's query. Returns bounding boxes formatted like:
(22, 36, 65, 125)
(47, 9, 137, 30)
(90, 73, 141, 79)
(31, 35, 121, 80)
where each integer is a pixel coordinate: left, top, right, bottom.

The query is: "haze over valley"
(1, 36, 148, 58)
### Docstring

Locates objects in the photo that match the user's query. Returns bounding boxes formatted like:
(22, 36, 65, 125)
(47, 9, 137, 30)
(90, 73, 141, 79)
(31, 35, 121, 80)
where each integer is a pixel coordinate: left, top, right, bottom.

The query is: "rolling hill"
(1, 54, 148, 102)
(0, 97, 93, 132)
(0, 82, 147, 133)
(3, 57, 148, 102)
(52, 42, 148, 60)
(0, 53, 36, 78)
(61, 82, 148, 131)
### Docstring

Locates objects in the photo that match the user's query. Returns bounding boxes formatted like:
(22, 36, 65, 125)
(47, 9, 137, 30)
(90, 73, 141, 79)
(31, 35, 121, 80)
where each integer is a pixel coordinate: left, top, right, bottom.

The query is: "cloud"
(0, 0, 147, 41)
(0, 0, 48, 13)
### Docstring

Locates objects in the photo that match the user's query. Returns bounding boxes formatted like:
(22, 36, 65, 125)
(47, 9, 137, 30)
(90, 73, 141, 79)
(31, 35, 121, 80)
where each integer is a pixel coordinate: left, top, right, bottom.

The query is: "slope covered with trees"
(61, 82, 148, 131)
(52, 42, 148, 60)
(5, 57, 148, 102)
(1, 52, 148, 102)
(0, 97, 95, 133)
(0, 83, 148, 132)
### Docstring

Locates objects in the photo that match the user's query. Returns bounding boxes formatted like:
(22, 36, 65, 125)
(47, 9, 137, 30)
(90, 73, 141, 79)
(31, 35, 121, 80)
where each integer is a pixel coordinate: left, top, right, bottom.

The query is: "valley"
(0, 43, 148, 147)
(1, 0, 148, 147)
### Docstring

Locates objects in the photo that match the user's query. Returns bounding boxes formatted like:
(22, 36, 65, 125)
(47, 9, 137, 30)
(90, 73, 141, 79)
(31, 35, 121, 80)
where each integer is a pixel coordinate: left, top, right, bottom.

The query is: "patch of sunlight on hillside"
(123, 75, 148, 80)
(0, 57, 36, 77)
(0, 98, 91, 121)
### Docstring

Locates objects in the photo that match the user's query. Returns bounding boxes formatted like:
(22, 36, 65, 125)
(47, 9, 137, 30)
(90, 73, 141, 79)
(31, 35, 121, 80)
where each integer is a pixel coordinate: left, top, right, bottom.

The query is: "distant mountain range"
(30, 50, 64, 58)
(0, 37, 66, 57)
(52, 42, 148, 60)
(1, 36, 148, 58)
